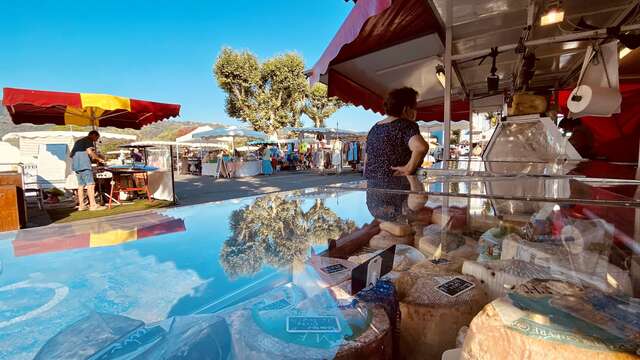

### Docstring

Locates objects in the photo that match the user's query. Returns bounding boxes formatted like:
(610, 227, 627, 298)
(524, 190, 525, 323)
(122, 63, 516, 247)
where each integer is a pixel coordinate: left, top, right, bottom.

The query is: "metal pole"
(451, 22, 640, 62)
(443, 0, 453, 162)
(468, 90, 473, 166)
(169, 145, 177, 205)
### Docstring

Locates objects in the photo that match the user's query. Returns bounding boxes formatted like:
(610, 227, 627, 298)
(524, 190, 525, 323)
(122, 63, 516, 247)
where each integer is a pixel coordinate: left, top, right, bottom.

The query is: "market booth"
(193, 126, 268, 178)
(2, 87, 181, 208)
(3, 1, 640, 359)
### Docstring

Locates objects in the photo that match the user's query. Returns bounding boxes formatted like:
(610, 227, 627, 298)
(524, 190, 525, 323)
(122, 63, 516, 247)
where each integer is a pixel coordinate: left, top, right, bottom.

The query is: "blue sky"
(0, 0, 381, 131)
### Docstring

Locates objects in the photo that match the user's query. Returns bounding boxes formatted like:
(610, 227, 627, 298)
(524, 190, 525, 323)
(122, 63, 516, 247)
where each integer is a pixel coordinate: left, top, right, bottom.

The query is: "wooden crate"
(0, 185, 26, 231)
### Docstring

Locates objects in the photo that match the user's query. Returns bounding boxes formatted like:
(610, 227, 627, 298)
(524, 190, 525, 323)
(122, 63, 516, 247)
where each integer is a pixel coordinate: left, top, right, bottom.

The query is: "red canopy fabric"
(3, 87, 181, 130)
(558, 81, 640, 162)
(310, 0, 463, 122)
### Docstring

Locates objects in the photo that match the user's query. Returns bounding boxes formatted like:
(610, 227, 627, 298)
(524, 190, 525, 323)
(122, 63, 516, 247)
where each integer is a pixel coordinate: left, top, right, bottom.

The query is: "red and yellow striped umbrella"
(3, 87, 180, 129)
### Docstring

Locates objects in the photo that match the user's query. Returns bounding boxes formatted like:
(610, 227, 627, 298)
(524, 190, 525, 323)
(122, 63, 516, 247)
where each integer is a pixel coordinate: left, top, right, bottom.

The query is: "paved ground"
(174, 170, 363, 205)
(24, 171, 363, 227)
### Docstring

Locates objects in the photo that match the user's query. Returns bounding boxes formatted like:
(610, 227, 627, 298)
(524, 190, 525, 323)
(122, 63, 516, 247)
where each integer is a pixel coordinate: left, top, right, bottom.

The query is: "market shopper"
(70, 130, 107, 211)
(364, 87, 429, 178)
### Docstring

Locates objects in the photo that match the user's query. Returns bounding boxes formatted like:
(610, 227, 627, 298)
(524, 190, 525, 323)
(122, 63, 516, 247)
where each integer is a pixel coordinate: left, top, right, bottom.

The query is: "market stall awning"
(194, 126, 268, 140)
(311, 0, 638, 123)
(128, 140, 226, 149)
(308, 0, 469, 121)
(2, 130, 136, 142)
(2, 87, 181, 129)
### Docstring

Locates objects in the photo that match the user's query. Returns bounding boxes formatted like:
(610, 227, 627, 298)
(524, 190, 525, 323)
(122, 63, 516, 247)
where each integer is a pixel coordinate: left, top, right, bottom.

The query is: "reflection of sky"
(0, 189, 375, 359)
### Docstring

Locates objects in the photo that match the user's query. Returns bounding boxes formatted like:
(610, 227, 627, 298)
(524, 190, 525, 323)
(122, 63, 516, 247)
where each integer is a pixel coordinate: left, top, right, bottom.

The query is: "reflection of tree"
(220, 196, 356, 278)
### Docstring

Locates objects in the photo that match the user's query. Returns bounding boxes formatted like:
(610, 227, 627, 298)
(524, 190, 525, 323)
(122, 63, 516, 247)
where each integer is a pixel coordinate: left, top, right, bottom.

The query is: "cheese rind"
(396, 272, 488, 360)
(462, 279, 640, 360)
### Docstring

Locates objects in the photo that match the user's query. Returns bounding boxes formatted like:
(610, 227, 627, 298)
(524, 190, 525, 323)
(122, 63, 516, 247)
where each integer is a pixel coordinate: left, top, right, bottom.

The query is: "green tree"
(219, 195, 355, 279)
(214, 48, 308, 134)
(303, 83, 345, 127)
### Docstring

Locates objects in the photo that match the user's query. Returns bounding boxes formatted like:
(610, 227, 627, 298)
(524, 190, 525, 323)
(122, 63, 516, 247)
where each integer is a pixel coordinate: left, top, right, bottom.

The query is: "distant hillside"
(0, 105, 224, 142)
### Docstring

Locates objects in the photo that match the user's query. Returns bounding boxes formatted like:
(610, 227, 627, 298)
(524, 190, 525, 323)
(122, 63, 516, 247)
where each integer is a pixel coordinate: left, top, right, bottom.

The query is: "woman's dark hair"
(383, 87, 418, 117)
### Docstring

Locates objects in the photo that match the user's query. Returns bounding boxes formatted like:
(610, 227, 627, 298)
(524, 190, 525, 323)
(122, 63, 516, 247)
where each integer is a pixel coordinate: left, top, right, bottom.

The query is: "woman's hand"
(391, 165, 412, 176)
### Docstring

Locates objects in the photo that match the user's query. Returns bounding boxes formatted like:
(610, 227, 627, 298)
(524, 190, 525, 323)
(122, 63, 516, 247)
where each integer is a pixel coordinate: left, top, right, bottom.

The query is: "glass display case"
(1, 179, 638, 359)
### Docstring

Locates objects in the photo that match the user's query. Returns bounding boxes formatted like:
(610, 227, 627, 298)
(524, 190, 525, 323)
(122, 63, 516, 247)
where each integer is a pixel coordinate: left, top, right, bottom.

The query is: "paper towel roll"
(567, 85, 622, 117)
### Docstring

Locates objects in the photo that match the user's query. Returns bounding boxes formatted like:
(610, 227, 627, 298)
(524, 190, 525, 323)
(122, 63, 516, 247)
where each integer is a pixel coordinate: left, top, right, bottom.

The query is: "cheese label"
(436, 277, 475, 297)
(500, 280, 640, 353)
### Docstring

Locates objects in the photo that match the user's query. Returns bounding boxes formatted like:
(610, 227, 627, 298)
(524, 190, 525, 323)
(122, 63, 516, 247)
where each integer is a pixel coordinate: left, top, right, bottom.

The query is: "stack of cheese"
(227, 301, 392, 360)
(396, 272, 488, 360)
(418, 224, 477, 261)
(462, 279, 640, 359)
(501, 235, 633, 295)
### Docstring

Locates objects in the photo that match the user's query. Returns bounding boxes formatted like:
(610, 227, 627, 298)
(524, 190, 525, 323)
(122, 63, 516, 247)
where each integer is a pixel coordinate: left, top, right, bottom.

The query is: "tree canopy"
(214, 48, 308, 134)
(219, 195, 356, 279)
(303, 83, 345, 128)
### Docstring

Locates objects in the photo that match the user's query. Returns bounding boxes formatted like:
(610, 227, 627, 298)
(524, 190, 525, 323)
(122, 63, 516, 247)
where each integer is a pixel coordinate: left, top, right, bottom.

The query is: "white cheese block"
(461, 259, 553, 300)
(228, 305, 392, 360)
(369, 230, 413, 249)
(418, 224, 467, 258)
(443, 348, 462, 360)
(348, 245, 425, 273)
(462, 279, 640, 360)
(501, 236, 633, 295)
(396, 272, 489, 360)
(379, 221, 412, 237)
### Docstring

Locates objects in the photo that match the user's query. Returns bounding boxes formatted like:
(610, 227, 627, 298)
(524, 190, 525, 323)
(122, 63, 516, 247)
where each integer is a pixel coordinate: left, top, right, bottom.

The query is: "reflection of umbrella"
(194, 126, 268, 152)
(2, 87, 180, 129)
(12, 212, 186, 256)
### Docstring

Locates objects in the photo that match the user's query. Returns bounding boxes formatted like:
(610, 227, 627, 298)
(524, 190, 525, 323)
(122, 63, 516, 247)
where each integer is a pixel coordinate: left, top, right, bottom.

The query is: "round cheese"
(462, 279, 640, 360)
(369, 230, 413, 249)
(228, 305, 392, 360)
(396, 272, 488, 360)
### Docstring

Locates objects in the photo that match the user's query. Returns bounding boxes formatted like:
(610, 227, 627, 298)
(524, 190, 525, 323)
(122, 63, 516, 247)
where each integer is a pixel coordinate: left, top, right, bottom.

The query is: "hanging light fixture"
(619, 47, 632, 59)
(540, 1, 564, 26)
(435, 64, 446, 87)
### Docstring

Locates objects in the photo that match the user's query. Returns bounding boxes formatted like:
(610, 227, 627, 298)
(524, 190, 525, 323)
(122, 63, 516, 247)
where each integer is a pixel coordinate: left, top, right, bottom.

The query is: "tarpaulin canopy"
(309, 0, 470, 122)
(2, 87, 180, 130)
(2, 130, 136, 142)
(194, 126, 268, 140)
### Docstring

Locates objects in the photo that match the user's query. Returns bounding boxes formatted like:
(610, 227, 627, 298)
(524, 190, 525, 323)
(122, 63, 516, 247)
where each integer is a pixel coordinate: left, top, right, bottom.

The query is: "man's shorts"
(75, 169, 95, 186)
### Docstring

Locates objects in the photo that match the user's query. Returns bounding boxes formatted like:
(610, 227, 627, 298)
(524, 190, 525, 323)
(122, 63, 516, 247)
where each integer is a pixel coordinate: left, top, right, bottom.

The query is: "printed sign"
(430, 258, 450, 265)
(286, 316, 341, 333)
(436, 277, 475, 297)
(321, 263, 348, 274)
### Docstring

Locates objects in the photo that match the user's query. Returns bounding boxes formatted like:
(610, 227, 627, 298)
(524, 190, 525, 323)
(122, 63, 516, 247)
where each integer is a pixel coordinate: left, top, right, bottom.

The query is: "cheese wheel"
(461, 259, 553, 300)
(396, 272, 489, 360)
(369, 230, 413, 249)
(410, 257, 465, 275)
(227, 305, 392, 360)
(462, 279, 640, 360)
(501, 236, 633, 295)
(379, 221, 412, 237)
